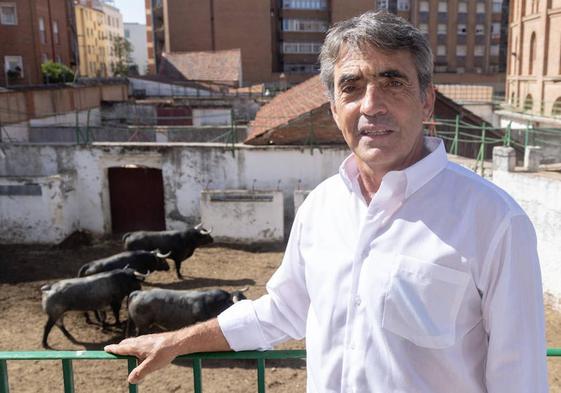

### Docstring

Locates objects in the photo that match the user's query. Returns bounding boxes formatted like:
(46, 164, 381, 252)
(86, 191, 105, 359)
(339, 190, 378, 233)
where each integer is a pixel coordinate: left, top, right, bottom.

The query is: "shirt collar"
(338, 137, 448, 201)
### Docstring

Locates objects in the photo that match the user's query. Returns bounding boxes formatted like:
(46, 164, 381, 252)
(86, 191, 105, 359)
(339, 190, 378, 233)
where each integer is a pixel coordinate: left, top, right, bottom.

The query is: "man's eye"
(387, 80, 404, 88)
(341, 85, 355, 94)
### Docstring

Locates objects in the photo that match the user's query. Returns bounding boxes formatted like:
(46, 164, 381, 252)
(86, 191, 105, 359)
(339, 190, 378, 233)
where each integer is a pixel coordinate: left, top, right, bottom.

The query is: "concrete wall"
(200, 190, 284, 243)
(0, 173, 78, 243)
(0, 143, 349, 243)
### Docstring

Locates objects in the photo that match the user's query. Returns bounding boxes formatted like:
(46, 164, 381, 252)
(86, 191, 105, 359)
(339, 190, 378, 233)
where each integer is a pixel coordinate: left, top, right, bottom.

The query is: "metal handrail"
(0, 349, 306, 393)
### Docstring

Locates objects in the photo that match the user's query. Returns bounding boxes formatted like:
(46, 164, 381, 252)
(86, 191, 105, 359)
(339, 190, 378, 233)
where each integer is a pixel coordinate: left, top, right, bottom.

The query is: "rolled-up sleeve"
(481, 212, 548, 392)
(218, 210, 310, 351)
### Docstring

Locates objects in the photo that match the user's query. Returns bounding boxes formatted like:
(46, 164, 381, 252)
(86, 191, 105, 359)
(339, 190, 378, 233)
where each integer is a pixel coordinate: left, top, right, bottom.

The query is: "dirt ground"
(1, 240, 561, 392)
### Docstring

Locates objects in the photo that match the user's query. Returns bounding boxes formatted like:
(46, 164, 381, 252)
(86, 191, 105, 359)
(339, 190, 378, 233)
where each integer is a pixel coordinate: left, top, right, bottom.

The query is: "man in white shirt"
(105, 11, 548, 392)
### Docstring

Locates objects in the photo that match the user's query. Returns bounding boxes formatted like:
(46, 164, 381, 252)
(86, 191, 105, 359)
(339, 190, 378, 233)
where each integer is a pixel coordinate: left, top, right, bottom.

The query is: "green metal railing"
(1, 348, 559, 393)
(0, 349, 306, 393)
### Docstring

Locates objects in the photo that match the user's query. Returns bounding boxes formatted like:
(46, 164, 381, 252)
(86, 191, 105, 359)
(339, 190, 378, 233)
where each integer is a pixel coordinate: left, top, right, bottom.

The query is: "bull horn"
(200, 227, 213, 235)
(194, 223, 203, 230)
(156, 250, 172, 258)
(133, 270, 149, 280)
(238, 286, 249, 292)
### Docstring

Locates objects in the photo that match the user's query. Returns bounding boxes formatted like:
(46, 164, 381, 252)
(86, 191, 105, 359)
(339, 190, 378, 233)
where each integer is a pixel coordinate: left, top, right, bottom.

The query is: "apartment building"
(503, 0, 561, 123)
(100, 0, 124, 74)
(0, 0, 77, 86)
(145, 0, 508, 88)
(125, 22, 148, 75)
(75, 0, 109, 77)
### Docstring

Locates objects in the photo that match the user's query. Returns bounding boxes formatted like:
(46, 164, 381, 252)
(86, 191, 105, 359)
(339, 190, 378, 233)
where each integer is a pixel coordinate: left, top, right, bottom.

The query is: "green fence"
(1, 348, 559, 393)
(0, 349, 305, 393)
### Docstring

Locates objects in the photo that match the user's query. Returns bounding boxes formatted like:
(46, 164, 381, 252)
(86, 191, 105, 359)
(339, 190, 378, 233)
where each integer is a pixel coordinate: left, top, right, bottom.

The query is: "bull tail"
(125, 291, 137, 337)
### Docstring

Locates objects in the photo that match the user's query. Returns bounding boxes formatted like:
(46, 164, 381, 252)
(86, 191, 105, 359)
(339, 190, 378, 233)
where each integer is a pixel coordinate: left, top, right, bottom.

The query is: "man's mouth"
(359, 129, 394, 136)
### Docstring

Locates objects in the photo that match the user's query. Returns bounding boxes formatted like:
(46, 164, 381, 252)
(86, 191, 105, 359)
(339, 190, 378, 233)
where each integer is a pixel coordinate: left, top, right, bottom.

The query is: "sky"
(111, 0, 146, 24)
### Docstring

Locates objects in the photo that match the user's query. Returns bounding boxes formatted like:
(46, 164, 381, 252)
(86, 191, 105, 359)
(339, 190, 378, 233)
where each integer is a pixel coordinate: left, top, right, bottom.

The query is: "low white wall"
(200, 190, 284, 243)
(1, 121, 29, 142)
(0, 174, 78, 243)
(492, 169, 561, 302)
(294, 190, 311, 213)
(29, 109, 101, 128)
(0, 143, 349, 243)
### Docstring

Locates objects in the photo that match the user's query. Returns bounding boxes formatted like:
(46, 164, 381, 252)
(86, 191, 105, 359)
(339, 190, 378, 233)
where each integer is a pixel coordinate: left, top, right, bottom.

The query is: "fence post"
(524, 125, 530, 147)
(193, 358, 203, 393)
(257, 358, 266, 393)
(451, 115, 460, 155)
(504, 121, 512, 147)
(127, 358, 139, 393)
(0, 360, 8, 393)
(62, 359, 75, 393)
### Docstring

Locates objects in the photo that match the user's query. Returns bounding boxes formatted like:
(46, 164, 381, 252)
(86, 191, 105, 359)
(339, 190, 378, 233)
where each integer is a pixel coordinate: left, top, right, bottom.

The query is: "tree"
(41, 61, 75, 84)
(112, 36, 134, 77)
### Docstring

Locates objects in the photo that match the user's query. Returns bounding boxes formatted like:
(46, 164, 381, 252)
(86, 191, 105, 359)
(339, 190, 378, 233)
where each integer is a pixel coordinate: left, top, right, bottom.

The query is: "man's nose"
(360, 84, 387, 116)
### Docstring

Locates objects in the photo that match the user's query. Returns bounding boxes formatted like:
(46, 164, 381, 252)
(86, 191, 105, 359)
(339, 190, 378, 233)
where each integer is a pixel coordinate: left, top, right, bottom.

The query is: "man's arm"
(104, 318, 229, 384)
(481, 213, 548, 392)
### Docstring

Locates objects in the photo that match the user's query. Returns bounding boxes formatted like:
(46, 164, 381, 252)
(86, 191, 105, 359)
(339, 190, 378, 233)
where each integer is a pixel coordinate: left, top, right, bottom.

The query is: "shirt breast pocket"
(381, 254, 470, 349)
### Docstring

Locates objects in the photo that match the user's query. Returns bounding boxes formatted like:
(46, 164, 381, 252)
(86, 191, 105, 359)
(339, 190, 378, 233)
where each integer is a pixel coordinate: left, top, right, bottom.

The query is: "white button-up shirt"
(218, 137, 547, 393)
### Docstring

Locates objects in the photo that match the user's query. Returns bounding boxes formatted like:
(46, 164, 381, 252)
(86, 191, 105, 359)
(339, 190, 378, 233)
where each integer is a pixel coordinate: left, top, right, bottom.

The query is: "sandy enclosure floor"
(0, 240, 560, 392)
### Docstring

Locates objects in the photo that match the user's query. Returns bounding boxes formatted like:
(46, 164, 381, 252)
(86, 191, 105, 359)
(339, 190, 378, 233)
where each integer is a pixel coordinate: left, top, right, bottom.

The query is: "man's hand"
(104, 319, 231, 384)
(105, 331, 179, 384)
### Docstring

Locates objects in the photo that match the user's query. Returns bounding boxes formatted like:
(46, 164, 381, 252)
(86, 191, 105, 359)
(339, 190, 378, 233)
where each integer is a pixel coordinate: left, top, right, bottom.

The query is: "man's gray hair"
(319, 11, 433, 101)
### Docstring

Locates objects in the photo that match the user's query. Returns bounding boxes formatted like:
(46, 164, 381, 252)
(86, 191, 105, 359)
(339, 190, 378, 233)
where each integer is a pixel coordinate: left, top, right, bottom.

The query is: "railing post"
(62, 359, 75, 393)
(193, 358, 203, 393)
(504, 121, 512, 147)
(127, 358, 139, 393)
(451, 115, 460, 155)
(257, 358, 266, 393)
(0, 360, 9, 393)
(524, 125, 530, 147)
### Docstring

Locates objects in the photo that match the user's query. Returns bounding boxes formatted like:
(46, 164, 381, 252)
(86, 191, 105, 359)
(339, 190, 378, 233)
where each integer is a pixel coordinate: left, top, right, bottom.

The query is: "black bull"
(122, 225, 213, 279)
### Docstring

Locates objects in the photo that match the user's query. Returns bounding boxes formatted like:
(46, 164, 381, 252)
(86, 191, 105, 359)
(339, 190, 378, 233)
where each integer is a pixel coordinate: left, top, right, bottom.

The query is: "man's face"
(330, 45, 435, 175)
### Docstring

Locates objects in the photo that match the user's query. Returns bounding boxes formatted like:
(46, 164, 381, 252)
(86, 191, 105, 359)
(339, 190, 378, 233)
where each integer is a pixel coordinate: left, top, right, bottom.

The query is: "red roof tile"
(246, 75, 342, 144)
(159, 49, 242, 86)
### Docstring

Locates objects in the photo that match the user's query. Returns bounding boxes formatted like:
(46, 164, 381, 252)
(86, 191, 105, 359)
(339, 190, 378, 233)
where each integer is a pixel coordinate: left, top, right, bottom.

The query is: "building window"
(125, 29, 130, 38)
(524, 94, 533, 112)
(56, 55, 62, 63)
(492, 0, 502, 13)
(376, 0, 388, 10)
(0, 3, 17, 25)
(53, 21, 59, 44)
(475, 24, 484, 35)
(282, 19, 328, 32)
(39, 17, 46, 44)
(458, 2, 467, 13)
(41, 53, 48, 63)
(490, 44, 500, 56)
(552, 97, 561, 116)
(437, 24, 447, 34)
(282, 42, 322, 54)
(457, 24, 467, 35)
(438, 2, 447, 12)
(419, 1, 429, 12)
(4, 55, 23, 79)
(418, 23, 428, 33)
(456, 45, 467, 56)
(529, 32, 536, 74)
(476, 3, 485, 13)
(397, 0, 410, 11)
(436, 45, 446, 56)
(283, 63, 320, 74)
(474, 45, 485, 56)
(491, 23, 501, 39)
(282, 0, 327, 10)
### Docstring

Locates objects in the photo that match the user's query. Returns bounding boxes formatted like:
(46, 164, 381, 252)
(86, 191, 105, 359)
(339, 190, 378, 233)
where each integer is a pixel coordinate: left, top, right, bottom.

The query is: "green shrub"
(41, 61, 75, 84)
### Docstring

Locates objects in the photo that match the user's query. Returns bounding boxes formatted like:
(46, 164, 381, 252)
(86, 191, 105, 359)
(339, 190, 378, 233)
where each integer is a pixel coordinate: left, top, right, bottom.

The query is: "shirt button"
(354, 296, 361, 306)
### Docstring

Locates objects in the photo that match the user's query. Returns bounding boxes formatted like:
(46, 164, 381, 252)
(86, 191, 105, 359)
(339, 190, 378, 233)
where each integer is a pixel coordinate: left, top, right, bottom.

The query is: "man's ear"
(422, 84, 436, 120)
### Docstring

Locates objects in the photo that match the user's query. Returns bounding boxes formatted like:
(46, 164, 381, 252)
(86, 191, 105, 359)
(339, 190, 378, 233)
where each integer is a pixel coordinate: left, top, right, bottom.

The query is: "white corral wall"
(200, 190, 284, 243)
(0, 143, 349, 243)
(0, 174, 79, 243)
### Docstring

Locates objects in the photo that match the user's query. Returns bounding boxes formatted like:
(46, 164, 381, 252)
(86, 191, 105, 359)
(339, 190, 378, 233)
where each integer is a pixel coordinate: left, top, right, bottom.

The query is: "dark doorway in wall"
(108, 166, 166, 233)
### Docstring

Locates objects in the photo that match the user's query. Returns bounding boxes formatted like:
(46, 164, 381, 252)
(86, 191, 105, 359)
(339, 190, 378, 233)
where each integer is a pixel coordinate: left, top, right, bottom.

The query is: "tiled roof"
(159, 50, 241, 86)
(245, 75, 344, 144)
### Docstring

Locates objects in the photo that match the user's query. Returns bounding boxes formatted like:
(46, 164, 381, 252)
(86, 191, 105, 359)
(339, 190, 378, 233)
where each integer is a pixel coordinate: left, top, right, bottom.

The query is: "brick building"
(145, 0, 509, 90)
(0, 0, 77, 87)
(503, 0, 561, 123)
